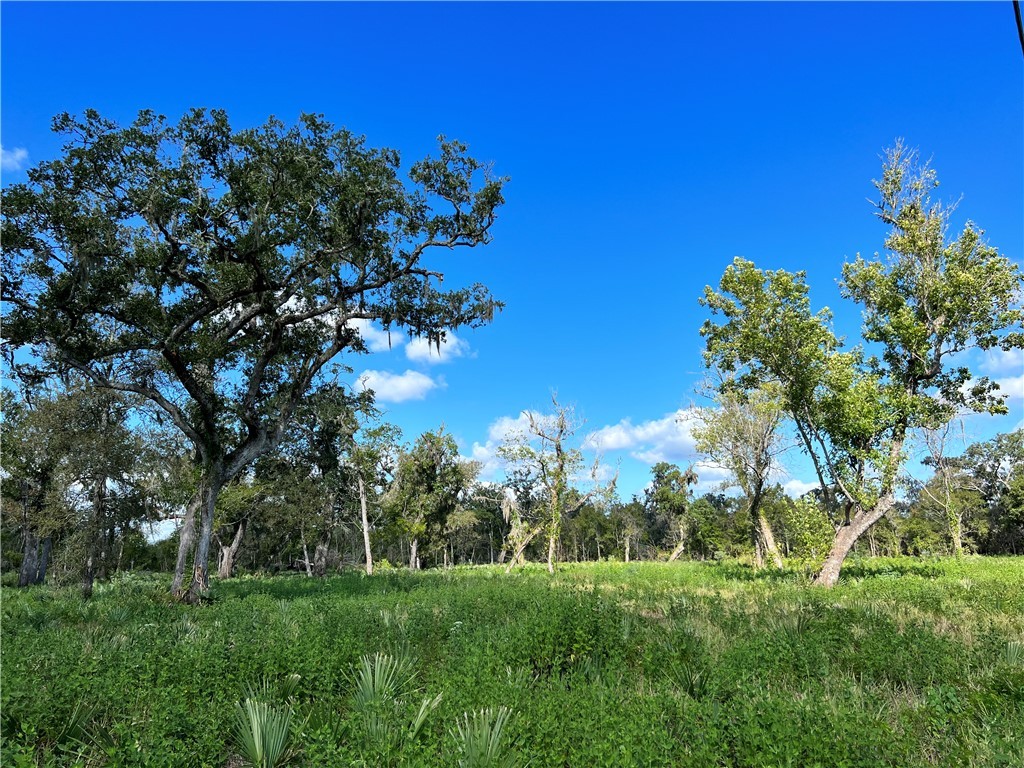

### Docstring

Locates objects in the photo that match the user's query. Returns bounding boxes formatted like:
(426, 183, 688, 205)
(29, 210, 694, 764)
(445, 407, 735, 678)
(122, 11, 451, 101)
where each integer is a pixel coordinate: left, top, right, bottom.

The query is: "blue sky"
(3, 2, 1022, 501)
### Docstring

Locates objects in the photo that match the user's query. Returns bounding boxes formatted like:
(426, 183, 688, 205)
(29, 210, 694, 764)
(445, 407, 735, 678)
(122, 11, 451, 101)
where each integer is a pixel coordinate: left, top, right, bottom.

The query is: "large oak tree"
(2, 109, 505, 600)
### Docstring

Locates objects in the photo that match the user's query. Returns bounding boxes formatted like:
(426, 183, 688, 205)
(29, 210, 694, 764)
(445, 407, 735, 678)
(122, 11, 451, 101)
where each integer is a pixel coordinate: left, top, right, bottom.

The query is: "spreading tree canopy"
(1, 109, 506, 600)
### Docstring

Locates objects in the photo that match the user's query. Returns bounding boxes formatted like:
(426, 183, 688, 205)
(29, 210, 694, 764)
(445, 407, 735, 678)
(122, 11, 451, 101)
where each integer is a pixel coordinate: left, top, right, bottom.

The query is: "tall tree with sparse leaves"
(701, 142, 1022, 586)
(499, 396, 616, 574)
(692, 382, 788, 568)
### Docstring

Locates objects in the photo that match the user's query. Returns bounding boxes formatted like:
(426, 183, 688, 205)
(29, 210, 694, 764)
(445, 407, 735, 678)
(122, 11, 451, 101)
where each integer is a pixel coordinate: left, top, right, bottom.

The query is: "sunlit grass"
(2, 556, 1022, 767)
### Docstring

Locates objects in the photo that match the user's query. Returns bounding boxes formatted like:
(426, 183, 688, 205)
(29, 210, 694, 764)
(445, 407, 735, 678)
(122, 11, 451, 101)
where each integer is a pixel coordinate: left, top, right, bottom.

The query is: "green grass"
(2, 557, 1023, 767)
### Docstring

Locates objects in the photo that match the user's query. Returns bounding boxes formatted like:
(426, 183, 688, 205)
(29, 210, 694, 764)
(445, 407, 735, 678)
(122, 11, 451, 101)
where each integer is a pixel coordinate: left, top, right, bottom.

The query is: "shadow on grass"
(211, 568, 433, 602)
(838, 558, 948, 581)
(700, 561, 805, 584)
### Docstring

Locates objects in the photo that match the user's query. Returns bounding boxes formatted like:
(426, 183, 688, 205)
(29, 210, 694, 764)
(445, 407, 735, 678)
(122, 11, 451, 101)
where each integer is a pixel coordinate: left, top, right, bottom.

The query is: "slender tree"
(499, 396, 616, 574)
(692, 383, 788, 568)
(2, 109, 505, 600)
(701, 142, 1023, 585)
(349, 424, 402, 575)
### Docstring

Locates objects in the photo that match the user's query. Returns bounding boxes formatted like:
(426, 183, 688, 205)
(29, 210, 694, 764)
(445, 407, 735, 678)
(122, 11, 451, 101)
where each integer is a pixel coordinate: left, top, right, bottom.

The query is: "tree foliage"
(701, 142, 1022, 585)
(1, 109, 506, 599)
(386, 428, 477, 569)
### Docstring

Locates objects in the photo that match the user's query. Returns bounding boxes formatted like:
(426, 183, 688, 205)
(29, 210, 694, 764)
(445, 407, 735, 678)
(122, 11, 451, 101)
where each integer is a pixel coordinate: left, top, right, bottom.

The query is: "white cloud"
(993, 374, 1024, 403)
(356, 369, 439, 403)
(466, 411, 541, 480)
(959, 349, 1024, 405)
(1, 146, 28, 172)
(486, 411, 542, 444)
(782, 479, 820, 498)
(690, 460, 733, 493)
(980, 348, 1024, 377)
(348, 319, 403, 353)
(585, 408, 700, 464)
(405, 332, 471, 364)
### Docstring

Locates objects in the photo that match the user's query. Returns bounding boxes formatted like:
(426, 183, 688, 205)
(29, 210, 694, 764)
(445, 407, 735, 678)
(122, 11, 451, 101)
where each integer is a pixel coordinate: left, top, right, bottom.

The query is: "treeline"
(3, 378, 1021, 594)
(2, 110, 1022, 596)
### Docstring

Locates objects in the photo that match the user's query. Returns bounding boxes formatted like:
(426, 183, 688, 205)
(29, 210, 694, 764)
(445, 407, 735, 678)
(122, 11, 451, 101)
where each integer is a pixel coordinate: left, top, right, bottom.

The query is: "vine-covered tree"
(701, 142, 1023, 585)
(643, 462, 697, 560)
(1, 109, 506, 601)
(386, 428, 476, 569)
(499, 396, 616, 574)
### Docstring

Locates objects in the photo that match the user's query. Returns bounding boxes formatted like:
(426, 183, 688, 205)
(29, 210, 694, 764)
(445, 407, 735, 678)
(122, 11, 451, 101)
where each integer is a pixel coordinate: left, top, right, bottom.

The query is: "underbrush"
(2, 557, 1022, 767)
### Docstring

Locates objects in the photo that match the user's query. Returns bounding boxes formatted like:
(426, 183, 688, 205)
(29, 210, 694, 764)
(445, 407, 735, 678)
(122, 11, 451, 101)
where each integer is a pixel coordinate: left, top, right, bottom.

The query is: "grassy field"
(2, 557, 1023, 767)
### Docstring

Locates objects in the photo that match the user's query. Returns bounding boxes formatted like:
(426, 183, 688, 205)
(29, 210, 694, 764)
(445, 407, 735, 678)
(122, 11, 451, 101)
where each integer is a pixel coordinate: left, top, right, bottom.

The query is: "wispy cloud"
(690, 459, 732, 493)
(406, 332, 470, 364)
(356, 369, 439, 403)
(993, 374, 1024, 404)
(782, 478, 819, 498)
(1, 146, 28, 172)
(957, 348, 1024, 406)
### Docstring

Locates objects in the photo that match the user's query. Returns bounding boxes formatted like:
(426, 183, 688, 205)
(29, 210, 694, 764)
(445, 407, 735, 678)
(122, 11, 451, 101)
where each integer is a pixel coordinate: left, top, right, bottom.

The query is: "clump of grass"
(668, 659, 713, 699)
(350, 652, 418, 711)
(349, 651, 442, 757)
(1002, 640, 1024, 666)
(231, 674, 302, 768)
(768, 602, 812, 641)
(232, 698, 294, 768)
(453, 706, 522, 768)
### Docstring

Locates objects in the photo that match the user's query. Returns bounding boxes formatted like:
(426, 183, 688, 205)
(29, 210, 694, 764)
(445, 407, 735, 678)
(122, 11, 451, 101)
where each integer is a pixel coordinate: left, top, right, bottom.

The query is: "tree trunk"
(358, 476, 373, 576)
(409, 537, 419, 570)
(504, 526, 542, 574)
(624, 535, 631, 563)
(748, 489, 783, 570)
(668, 539, 686, 562)
(814, 498, 894, 586)
(546, 531, 557, 574)
(178, 473, 223, 602)
(98, 526, 110, 582)
(301, 533, 313, 577)
(758, 512, 784, 569)
(83, 475, 107, 599)
(949, 511, 964, 557)
(217, 518, 246, 579)
(172, 490, 202, 595)
(37, 536, 52, 584)
(82, 544, 95, 600)
(313, 537, 330, 576)
(19, 533, 39, 588)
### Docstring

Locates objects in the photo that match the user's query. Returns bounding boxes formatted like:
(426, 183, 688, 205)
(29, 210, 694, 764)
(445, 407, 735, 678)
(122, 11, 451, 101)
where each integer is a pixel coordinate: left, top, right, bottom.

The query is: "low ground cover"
(2, 557, 1023, 767)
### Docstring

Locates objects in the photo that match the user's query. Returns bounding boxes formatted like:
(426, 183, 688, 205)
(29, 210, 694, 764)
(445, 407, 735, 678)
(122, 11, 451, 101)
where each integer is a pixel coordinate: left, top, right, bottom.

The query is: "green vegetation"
(3, 558, 1023, 767)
